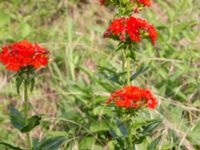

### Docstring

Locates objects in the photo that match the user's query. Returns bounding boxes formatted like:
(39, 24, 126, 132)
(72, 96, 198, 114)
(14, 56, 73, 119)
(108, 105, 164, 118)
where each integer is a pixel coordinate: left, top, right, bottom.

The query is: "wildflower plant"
(0, 40, 65, 150)
(0, 0, 198, 149)
(100, 0, 161, 149)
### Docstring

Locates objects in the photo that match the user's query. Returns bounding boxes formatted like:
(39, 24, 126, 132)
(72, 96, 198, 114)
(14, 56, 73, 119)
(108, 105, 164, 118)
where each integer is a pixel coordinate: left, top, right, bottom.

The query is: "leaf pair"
(15, 66, 36, 95)
(9, 106, 41, 133)
(16, 76, 35, 94)
(98, 63, 149, 86)
(0, 136, 66, 150)
(134, 119, 161, 144)
(33, 136, 66, 150)
(0, 141, 23, 150)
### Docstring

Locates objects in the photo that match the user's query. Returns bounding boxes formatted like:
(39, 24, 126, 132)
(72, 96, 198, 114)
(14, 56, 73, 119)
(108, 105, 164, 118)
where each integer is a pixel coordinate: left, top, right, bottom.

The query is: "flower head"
(0, 40, 49, 71)
(100, 0, 151, 7)
(104, 16, 157, 45)
(104, 17, 126, 41)
(99, 0, 105, 5)
(106, 85, 157, 109)
(137, 0, 151, 6)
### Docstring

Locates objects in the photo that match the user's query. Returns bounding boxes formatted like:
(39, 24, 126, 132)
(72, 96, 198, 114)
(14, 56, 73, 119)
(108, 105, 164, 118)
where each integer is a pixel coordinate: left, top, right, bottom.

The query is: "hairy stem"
(127, 57, 131, 85)
(129, 134, 133, 150)
(24, 79, 32, 149)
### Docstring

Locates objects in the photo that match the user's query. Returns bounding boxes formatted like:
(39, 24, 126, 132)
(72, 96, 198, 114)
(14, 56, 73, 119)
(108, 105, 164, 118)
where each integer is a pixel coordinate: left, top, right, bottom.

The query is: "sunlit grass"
(0, 0, 199, 149)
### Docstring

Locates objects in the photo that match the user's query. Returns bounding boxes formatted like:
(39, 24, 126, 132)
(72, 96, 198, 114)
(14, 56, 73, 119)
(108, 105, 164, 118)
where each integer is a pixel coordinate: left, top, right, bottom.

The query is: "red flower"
(133, 7, 140, 13)
(146, 24, 157, 46)
(106, 85, 157, 109)
(0, 40, 49, 71)
(137, 0, 151, 6)
(101, 0, 151, 7)
(104, 18, 126, 36)
(104, 16, 157, 45)
(99, 0, 105, 5)
(126, 17, 142, 42)
(130, 0, 151, 6)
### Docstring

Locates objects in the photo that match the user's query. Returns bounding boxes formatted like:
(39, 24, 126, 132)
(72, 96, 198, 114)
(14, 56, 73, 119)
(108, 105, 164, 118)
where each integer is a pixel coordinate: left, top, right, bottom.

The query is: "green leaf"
(21, 115, 42, 133)
(20, 23, 32, 38)
(161, 143, 175, 150)
(98, 65, 126, 84)
(32, 138, 40, 150)
(47, 131, 67, 137)
(0, 12, 10, 27)
(142, 120, 161, 136)
(16, 76, 24, 95)
(133, 136, 146, 144)
(133, 119, 161, 144)
(116, 118, 128, 137)
(187, 121, 200, 145)
(0, 141, 23, 150)
(174, 21, 197, 35)
(147, 135, 162, 150)
(40, 136, 66, 150)
(9, 107, 41, 133)
(107, 141, 115, 150)
(90, 121, 109, 132)
(9, 106, 26, 130)
(79, 137, 96, 149)
(109, 128, 117, 138)
(30, 77, 35, 93)
(130, 65, 149, 81)
(92, 106, 113, 116)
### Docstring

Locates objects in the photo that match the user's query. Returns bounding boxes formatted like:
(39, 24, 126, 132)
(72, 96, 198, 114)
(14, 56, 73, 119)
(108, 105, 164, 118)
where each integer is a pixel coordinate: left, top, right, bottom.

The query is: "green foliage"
(39, 136, 66, 150)
(9, 106, 26, 130)
(15, 66, 36, 94)
(147, 135, 162, 150)
(20, 115, 42, 133)
(9, 107, 41, 133)
(32, 136, 66, 150)
(0, 0, 199, 149)
(116, 118, 128, 137)
(0, 141, 23, 150)
(16, 76, 24, 95)
(140, 119, 161, 136)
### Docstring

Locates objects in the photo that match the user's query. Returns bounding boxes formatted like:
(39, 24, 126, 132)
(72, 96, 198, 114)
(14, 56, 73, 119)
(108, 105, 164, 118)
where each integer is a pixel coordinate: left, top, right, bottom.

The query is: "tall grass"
(0, 0, 199, 149)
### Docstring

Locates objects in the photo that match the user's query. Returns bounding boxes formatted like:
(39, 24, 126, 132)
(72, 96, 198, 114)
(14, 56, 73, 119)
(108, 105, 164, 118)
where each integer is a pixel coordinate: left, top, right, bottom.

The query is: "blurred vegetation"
(0, 0, 199, 149)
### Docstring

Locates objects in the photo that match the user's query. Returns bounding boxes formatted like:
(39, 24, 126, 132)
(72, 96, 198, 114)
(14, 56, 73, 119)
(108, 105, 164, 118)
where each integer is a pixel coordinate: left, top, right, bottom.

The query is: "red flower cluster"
(136, 0, 151, 6)
(106, 86, 157, 109)
(100, 0, 151, 7)
(99, 0, 105, 5)
(104, 16, 157, 45)
(0, 40, 49, 71)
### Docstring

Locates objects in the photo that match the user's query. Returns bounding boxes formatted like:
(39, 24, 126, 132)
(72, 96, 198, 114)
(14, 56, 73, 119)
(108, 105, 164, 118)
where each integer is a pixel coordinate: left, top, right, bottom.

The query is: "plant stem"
(24, 79, 32, 149)
(126, 51, 133, 149)
(129, 133, 133, 150)
(125, 116, 133, 150)
(127, 57, 131, 85)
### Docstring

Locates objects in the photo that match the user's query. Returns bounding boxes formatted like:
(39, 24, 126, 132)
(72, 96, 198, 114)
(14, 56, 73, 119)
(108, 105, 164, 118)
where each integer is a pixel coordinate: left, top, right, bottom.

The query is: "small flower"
(146, 24, 157, 46)
(137, 0, 151, 6)
(133, 7, 140, 13)
(131, 0, 151, 7)
(106, 85, 157, 109)
(107, 18, 126, 36)
(104, 16, 157, 45)
(0, 40, 49, 71)
(99, 0, 105, 5)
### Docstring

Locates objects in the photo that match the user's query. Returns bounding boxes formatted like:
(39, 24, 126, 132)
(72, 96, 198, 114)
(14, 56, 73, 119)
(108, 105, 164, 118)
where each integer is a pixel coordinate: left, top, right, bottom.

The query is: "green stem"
(128, 134, 133, 150)
(126, 116, 133, 150)
(126, 52, 133, 149)
(24, 79, 32, 149)
(127, 57, 131, 85)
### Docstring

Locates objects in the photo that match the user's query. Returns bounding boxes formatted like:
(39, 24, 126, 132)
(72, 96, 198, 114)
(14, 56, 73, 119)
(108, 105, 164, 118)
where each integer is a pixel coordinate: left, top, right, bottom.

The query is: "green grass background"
(0, 0, 199, 149)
